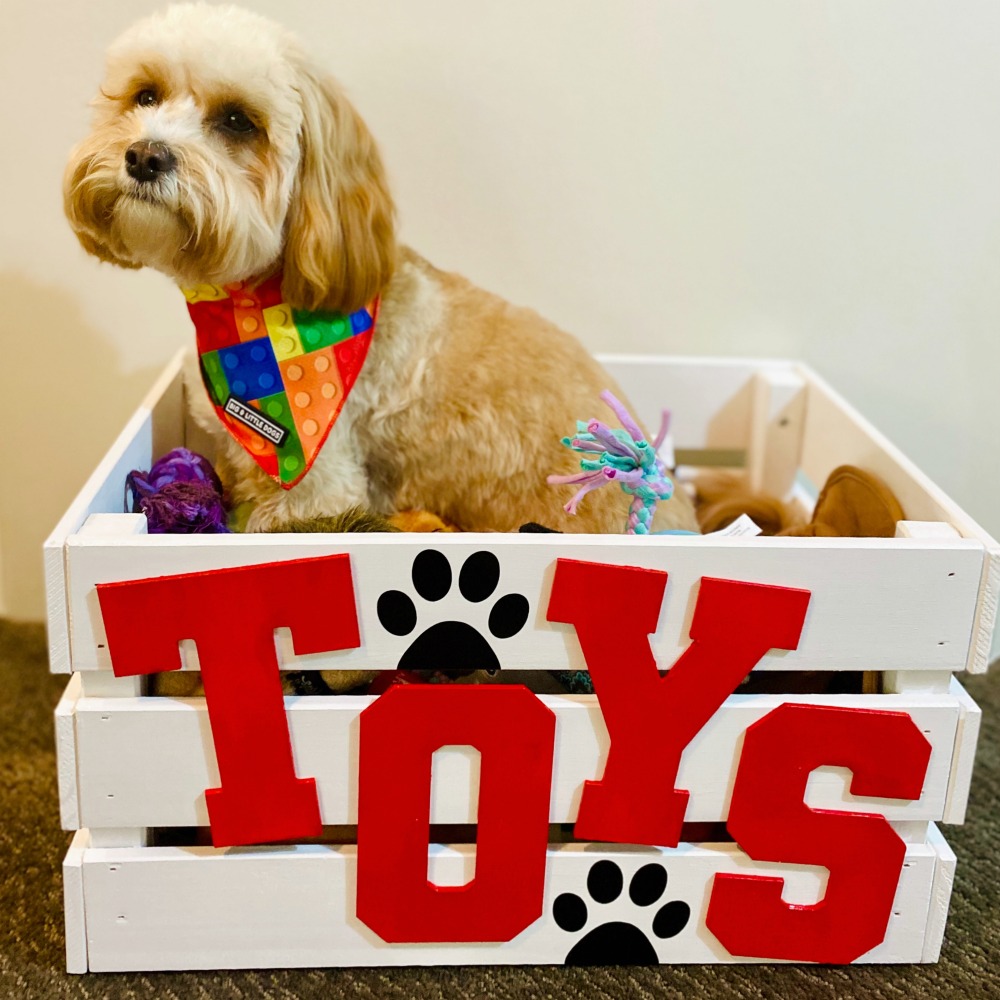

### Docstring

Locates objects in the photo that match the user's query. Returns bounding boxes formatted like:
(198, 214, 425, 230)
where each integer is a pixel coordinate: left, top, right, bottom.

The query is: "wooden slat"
(77, 837, 939, 970)
(72, 691, 961, 829)
(942, 677, 983, 824)
(43, 350, 187, 674)
(63, 830, 90, 974)
(922, 824, 957, 963)
(55, 674, 82, 831)
(746, 369, 808, 498)
(65, 532, 983, 674)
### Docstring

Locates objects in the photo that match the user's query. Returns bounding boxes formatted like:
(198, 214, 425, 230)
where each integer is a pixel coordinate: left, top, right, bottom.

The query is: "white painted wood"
(71, 691, 962, 829)
(896, 522, 963, 540)
(942, 677, 983, 825)
(63, 830, 90, 974)
(883, 672, 955, 695)
(760, 372, 807, 499)
(181, 371, 221, 464)
(43, 350, 186, 675)
(974, 549, 1000, 673)
(65, 533, 983, 675)
(78, 514, 149, 538)
(798, 365, 1000, 674)
(597, 355, 799, 454)
(79, 675, 143, 698)
(426, 844, 477, 888)
(746, 370, 807, 498)
(44, 541, 73, 675)
(76, 838, 938, 970)
(55, 674, 82, 831)
(88, 829, 149, 849)
(922, 824, 957, 963)
(888, 821, 931, 845)
(430, 746, 481, 826)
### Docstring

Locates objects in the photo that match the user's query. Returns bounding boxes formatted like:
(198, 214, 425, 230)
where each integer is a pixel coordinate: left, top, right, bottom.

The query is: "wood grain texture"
(942, 678, 983, 825)
(63, 830, 89, 974)
(922, 823, 958, 963)
(55, 673, 82, 831)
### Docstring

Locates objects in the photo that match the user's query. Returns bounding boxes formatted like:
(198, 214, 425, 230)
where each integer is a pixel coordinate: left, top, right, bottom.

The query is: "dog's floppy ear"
(283, 68, 396, 313)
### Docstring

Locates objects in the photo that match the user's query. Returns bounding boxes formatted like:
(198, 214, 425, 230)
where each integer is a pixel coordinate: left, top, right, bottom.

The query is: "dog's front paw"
(242, 491, 373, 534)
(243, 498, 296, 533)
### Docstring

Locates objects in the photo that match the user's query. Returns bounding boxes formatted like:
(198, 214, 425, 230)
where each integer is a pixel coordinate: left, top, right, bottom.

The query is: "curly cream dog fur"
(65, 3, 697, 534)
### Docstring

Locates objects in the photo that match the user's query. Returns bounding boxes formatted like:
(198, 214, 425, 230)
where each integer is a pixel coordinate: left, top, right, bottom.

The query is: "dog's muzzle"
(124, 140, 176, 183)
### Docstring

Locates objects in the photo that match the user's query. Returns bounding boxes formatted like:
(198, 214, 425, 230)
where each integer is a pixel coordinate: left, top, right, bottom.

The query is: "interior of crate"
(61, 349, 994, 534)
(40, 348, 992, 614)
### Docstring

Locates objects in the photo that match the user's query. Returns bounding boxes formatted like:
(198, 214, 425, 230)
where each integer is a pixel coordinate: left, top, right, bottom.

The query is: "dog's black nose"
(124, 140, 176, 183)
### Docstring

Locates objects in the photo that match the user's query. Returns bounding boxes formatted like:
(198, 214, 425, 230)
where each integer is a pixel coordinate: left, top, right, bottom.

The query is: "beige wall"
(2, 1, 999, 620)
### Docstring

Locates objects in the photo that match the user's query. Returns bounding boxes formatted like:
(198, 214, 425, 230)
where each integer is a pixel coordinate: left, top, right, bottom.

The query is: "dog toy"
(779, 465, 904, 538)
(126, 448, 230, 533)
(693, 466, 904, 538)
(548, 390, 674, 535)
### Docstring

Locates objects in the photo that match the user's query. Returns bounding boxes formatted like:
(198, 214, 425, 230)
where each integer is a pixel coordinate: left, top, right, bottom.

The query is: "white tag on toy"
(705, 514, 763, 538)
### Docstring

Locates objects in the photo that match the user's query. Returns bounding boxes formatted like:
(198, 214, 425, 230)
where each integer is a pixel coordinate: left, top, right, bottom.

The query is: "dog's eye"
(218, 107, 257, 136)
(134, 89, 158, 108)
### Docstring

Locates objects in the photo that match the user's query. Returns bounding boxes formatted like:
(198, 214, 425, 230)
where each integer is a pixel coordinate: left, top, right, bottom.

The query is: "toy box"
(46, 352, 997, 972)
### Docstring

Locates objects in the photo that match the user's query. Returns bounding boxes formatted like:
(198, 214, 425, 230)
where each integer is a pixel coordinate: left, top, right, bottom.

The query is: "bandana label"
(183, 273, 377, 489)
(223, 396, 289, 447)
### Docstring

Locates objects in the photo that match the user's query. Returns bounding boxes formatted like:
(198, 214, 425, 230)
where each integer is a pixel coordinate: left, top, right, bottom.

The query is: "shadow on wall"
(0, 271, 161, 622)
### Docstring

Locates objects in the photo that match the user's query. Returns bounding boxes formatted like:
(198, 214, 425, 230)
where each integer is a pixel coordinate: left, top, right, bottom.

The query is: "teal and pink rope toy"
(548, 390, 674, 535)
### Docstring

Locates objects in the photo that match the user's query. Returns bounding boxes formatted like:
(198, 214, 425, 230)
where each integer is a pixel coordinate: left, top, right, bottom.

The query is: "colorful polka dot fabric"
(183, 272, 377, 489)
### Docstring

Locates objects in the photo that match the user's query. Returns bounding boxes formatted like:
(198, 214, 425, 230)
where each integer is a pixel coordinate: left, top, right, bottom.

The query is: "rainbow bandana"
(183, 272, 377, 488)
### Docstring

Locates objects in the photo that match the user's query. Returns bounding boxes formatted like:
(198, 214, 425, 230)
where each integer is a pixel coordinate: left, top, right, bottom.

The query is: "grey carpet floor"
(1, 618, 998, 999)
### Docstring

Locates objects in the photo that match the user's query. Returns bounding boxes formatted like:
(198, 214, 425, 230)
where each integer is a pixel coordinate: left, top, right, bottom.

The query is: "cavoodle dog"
(65, 3, 697, 534)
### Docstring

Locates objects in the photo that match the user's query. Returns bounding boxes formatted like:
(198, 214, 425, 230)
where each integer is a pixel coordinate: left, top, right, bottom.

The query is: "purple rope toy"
(126, 448, 230, 534)
(548, 390, 674, 534)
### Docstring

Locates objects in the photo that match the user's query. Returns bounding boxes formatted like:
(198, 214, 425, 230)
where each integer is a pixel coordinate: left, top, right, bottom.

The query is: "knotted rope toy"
(548, 390, 674, 534)
(126, 447, 230, 534)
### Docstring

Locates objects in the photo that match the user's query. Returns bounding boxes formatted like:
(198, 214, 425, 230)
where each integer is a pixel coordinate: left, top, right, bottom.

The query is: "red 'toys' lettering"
(97, 555, 360, 847)
(707, 703, 932, 963)
(356, 685, 556, 942)
(547, 558, 811, 847)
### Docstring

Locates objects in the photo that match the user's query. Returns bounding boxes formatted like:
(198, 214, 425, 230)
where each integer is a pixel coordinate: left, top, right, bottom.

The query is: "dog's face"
(64, 3, 395, 311)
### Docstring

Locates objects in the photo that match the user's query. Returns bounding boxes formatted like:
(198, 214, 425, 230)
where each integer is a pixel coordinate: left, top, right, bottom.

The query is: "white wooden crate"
(47, 353, 997, 973)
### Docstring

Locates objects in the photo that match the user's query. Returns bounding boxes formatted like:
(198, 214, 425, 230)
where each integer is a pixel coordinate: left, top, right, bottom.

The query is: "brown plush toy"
(696, 465, 904, 539)
(777, 466, 904, 538)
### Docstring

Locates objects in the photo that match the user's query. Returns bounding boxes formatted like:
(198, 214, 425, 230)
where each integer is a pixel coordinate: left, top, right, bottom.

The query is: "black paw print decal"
(377, 550, 529, 672)
(553, 860, 690, 966)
